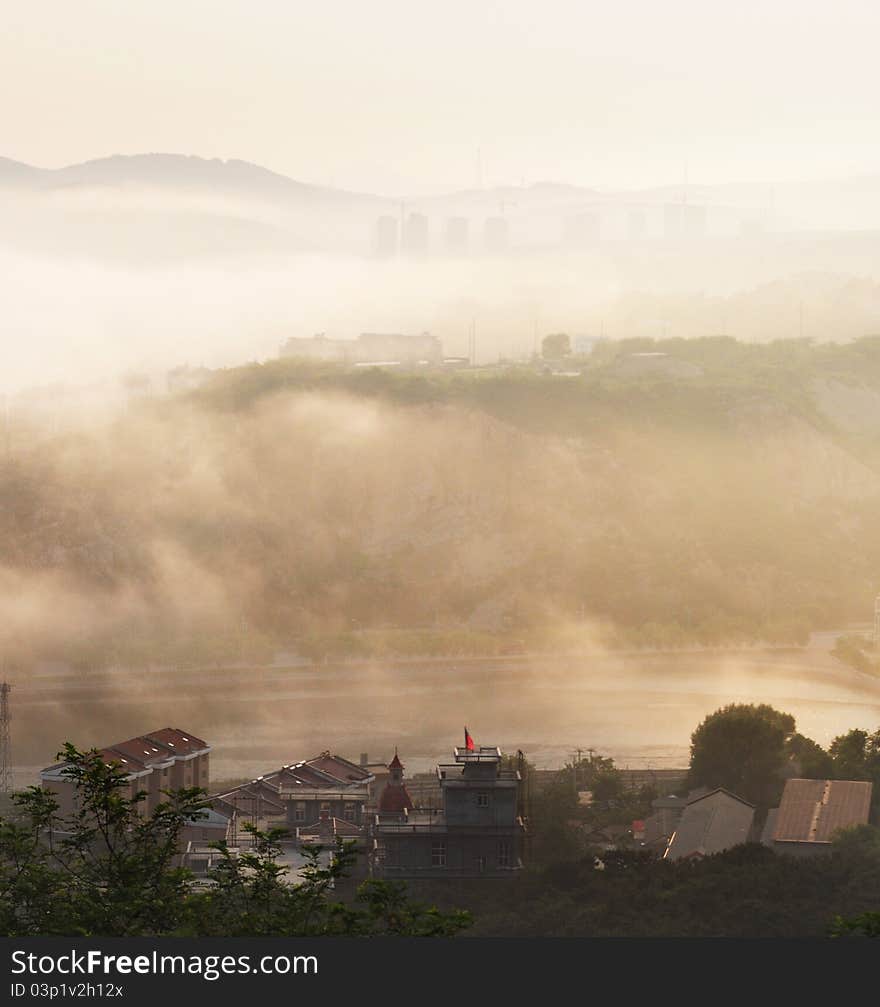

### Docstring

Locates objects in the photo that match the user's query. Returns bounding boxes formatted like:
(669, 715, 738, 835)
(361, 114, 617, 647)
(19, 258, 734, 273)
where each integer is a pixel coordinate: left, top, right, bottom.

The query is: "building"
(280, 331, 443, 366)
(40, 727, 211, 817)
(563, 212, 600, 246)
(627, 208, 647, 240)
(663, 203, 707, 239)
(639, 783, 710, 850)
(402, 212, 429, 257)
(372, 743, 525, 879)
(374, 215, 399, 258)
(663, 788, 755, 860)
(377, 751, 414, 816)
(445, 216, 469, 254)
(762, 778, 873, 856)
(484, 216, 509, 254)
(210, 751, 374, 843)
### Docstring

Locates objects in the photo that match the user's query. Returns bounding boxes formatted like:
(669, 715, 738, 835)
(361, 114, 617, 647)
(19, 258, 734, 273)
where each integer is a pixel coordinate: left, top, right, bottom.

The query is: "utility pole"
(0, 681, 11, 795)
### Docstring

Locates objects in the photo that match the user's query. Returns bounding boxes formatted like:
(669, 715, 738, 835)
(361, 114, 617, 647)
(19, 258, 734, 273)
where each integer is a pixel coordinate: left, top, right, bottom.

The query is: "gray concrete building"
(372, 743, 525, 879)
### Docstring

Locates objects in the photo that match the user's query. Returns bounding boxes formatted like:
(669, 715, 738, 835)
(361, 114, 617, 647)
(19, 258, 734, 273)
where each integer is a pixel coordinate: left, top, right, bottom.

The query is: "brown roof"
(103, 738, 171, 769)
(143, 728, 209, 756)
(379, 783, 414, 814)
(305, 753, 373, 783)
(773, 779, 873, 844)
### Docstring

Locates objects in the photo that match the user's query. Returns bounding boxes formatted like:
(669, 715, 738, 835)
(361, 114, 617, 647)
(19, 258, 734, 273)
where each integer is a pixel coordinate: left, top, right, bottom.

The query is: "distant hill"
(0, 152, 381, 207)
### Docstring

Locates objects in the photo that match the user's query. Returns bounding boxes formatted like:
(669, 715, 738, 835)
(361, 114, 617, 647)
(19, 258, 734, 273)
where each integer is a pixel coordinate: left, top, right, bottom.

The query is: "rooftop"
(664, 789, 755, 861)
(41, 727, 209, 780)
(772, 778, 873, 844)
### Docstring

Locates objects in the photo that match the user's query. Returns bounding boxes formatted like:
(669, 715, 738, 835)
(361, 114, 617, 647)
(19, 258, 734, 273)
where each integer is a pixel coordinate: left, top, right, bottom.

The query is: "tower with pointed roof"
(378, 749, 414, 816)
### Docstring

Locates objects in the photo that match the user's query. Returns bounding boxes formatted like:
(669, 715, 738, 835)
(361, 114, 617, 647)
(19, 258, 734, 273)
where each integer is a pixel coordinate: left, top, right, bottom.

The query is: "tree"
(0, 744, 471, 938)
(829, 729, 880, 779)
(1, 744, 206, 936)
(541, 333, 571, 358)
(182, 823, 470, 937)
(687, 704, 796, 806)
(786, 732, 834, 779)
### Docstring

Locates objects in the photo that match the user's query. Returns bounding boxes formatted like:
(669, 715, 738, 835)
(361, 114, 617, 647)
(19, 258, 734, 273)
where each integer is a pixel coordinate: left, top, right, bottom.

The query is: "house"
(663, 788, 755, 861)
(372, 742, 526, 879)
(762, 778, 873, 855)
(210, 751, 374, 842)
(40, 727, 211, 817)
(642, 786, 709, 849)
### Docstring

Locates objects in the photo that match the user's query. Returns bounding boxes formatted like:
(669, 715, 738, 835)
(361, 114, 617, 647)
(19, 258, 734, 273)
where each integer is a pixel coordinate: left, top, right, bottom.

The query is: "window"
(294, 802, 306, 822)
(431, 841, 447, 867)
(498, 841, 511, 868)
(476, 792, 490, 807)
(343, 803, 356, 822)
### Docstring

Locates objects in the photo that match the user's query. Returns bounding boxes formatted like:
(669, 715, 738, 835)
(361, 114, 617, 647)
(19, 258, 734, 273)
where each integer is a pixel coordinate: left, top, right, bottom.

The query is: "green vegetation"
(687, 704, 796, 805)
(0, 745, 470, 937)
(541, 332, 571, 358)
(421, 706, 880, 937)
(451, 836, 880, 937)
(687, 704, 880, 807)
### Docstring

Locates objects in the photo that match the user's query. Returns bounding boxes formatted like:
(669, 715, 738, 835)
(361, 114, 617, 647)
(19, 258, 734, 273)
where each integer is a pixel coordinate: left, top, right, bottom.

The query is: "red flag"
(464, 726, 475, 751)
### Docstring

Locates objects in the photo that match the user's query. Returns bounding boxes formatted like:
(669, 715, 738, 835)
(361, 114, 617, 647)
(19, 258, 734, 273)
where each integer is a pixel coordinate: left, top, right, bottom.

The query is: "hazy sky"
(3, 1, 880, 194)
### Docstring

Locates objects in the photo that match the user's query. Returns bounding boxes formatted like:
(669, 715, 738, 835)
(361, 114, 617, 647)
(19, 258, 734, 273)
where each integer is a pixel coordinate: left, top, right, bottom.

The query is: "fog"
(5, 173, 880, 397)
(5, 1, 880, 786)
(4, 356, 880, 776)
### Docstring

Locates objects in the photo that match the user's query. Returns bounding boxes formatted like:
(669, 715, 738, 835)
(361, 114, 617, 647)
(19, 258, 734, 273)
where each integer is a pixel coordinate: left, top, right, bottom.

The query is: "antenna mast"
(0, 681, 11, 794)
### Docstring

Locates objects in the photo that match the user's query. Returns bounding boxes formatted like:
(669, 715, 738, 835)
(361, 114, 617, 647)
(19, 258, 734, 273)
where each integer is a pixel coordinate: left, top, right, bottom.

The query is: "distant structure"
(373, 215, 399, 258)
(41, 727, 211, 816)
(377, 750, 414, 815)
(445, 216, 469, 254)
(402, 212, 429, 257)
(484, 216, 510, 254)
(372, 741, 525, 878)
(664, 203, 707, 239)
(0, 682, 11, 795)
(563, 212, 600, 246)
(280, 331, 443, 366)
(663, 788, 755, 860)
(762, 778, 873, 856)
(211, 752, 375, 845)
(627, 208, 647, 240)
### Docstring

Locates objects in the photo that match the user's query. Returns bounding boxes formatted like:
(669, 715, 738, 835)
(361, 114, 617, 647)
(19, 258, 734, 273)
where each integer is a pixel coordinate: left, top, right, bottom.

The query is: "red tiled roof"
(42, 727, 209, 778)
(143, 728, 209, 756)
(388, 751, 404, 771)
(379, 783, 414, 814)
